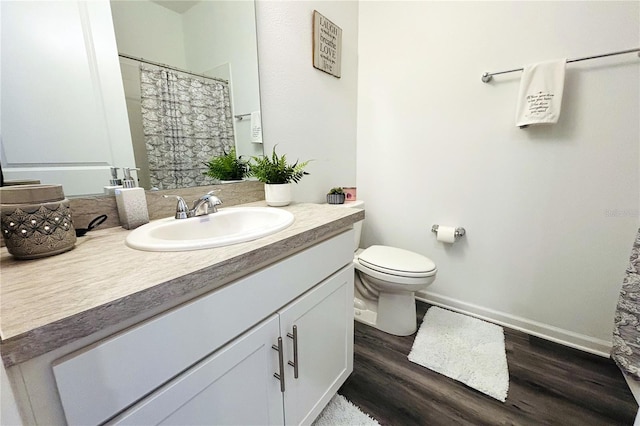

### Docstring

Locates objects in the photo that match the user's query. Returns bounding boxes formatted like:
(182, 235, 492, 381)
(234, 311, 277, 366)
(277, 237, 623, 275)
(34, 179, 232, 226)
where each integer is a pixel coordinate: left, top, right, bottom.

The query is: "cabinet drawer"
(53, 230, 353, 425)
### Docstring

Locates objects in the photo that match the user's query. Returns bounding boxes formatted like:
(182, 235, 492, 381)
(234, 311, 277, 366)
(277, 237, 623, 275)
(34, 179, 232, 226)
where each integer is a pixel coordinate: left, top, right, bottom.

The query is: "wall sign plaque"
(313, 10, 342, 78)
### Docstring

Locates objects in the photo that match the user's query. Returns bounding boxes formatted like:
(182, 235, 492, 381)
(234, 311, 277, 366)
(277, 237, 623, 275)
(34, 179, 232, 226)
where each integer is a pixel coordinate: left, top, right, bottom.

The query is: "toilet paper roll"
(436, 226, 456, 244)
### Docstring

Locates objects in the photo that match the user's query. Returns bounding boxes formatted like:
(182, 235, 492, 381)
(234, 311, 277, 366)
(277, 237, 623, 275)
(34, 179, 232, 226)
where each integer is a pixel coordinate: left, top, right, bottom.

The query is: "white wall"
(110, 0, 187, 68)
(357, 1, 639, 354)
(255, 0, 358, 203)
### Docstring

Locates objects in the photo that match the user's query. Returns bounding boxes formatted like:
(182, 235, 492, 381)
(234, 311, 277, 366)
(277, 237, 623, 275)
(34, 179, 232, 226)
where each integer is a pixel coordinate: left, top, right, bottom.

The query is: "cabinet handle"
(272, 337, 285, 392)
(287, 325, 299, 379)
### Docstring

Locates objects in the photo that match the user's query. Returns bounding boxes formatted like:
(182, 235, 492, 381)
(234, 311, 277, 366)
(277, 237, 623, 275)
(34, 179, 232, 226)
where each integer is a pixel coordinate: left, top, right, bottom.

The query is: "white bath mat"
(313, 394, 380, 426)
(408, 306, 509, 401)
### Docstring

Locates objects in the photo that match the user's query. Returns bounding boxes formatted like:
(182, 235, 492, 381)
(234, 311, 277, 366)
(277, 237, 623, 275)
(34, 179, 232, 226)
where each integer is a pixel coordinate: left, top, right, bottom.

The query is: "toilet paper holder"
(431, 224, 466, 238)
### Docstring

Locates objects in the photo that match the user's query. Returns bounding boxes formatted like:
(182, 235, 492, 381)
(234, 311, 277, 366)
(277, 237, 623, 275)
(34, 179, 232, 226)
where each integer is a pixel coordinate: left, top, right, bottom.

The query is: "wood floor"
(338, 301, 638, 425)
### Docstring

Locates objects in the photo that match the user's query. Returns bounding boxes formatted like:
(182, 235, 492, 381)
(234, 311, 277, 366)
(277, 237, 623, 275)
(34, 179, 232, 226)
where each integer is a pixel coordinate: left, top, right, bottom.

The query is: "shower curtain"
(139, 65, 234, 190)
(612, 228, 640, 381)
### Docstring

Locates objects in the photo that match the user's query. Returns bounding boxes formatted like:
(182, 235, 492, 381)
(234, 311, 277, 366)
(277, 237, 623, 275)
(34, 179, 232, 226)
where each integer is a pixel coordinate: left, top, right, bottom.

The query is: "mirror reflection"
(0, 0, 263, 196)
(111, 0, 264, 190)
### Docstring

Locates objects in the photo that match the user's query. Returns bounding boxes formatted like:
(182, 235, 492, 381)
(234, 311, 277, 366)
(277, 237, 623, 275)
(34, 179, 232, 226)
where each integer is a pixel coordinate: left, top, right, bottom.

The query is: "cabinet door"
(279, 265, 354, 425)
(109, 314, 284, 426)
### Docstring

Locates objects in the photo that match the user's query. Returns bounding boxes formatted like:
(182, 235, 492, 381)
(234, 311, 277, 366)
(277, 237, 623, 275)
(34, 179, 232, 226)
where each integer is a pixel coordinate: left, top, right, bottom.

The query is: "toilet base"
(376, 292, 418, 336)
(352, 292, 418, 336)
(354, 306, 377, 328)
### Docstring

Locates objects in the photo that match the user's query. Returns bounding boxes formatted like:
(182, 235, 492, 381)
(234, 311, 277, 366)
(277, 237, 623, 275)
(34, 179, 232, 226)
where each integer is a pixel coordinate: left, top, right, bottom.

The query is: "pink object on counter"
(344, 187, 357, 201)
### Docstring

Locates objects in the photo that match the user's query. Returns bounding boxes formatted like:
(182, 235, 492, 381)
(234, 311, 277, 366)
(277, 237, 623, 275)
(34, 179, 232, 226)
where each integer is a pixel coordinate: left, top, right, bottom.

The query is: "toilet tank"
(337, 200, 364, 251)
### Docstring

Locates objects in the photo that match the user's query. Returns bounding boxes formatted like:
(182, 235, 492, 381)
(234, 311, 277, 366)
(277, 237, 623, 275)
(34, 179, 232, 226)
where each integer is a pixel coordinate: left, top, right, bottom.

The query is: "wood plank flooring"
(338, 302, 638, 425)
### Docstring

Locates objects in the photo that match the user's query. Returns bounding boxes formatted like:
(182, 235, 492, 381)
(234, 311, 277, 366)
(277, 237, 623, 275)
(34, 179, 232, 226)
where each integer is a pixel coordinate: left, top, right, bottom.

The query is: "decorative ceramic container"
(0, 184, 76, 259)
(326, 193, 346, 204)
(264, 183, 292, 207)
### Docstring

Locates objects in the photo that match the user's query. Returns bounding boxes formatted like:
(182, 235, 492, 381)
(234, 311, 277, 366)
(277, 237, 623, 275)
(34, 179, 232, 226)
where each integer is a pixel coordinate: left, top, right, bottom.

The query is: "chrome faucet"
(163, 191, 223, 219)
(192, 192, 223, 216)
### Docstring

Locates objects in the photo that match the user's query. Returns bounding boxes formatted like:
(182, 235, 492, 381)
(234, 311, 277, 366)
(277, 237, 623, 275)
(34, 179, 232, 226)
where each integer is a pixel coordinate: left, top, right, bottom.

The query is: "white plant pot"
(264, 183, 292, 207)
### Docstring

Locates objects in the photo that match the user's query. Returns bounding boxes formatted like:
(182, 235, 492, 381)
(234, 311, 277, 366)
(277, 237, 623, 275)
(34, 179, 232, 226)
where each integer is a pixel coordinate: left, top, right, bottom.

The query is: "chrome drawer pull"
(287, 325, 299, 379)
(272, 337, 285, 392)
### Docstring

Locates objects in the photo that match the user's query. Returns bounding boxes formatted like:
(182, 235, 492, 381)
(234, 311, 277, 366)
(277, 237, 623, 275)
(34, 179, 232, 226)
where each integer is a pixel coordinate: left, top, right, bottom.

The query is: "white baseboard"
(416, 291, 613, 358)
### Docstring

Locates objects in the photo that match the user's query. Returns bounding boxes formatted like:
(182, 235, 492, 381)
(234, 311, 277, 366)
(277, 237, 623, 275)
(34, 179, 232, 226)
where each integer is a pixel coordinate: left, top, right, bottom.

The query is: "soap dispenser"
(104, 167, 123, 196)
(115, 168, 149, 230)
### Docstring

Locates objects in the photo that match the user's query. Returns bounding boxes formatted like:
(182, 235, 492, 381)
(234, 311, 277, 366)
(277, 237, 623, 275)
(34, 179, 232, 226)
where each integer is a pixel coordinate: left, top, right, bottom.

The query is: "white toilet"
(341, 200, 437, 336)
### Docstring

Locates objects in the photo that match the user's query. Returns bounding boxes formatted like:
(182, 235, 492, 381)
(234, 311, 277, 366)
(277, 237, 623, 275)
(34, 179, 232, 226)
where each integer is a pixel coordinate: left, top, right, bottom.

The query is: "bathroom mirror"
(0, 0, 263, 196)
(111, 0, 264, 191)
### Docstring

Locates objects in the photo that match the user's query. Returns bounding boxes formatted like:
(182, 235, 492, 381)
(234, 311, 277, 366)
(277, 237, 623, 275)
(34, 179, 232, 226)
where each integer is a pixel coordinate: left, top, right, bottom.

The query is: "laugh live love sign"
(313, 10, 342, 78)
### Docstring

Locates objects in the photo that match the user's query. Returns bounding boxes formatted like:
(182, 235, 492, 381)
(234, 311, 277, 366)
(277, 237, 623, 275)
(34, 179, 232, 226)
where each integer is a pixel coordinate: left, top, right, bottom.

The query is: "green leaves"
(248, 146, 310, 184)
(204, 147, 248, 181)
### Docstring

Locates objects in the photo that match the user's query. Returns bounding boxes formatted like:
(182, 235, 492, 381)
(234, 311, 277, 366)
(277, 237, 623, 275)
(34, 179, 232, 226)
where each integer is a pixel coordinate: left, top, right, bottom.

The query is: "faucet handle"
(163, 195, 189, 219)
(207, 194, 223, 205)
(199, 191, 222, 204)
(202, 192, 223, 213)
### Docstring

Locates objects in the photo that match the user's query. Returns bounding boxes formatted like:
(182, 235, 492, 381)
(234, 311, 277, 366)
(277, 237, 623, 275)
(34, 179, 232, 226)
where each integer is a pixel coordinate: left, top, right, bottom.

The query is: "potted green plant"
(326, 187, 345, 204)
(248, 146, 310, 206)
(203, 147, 248, 182)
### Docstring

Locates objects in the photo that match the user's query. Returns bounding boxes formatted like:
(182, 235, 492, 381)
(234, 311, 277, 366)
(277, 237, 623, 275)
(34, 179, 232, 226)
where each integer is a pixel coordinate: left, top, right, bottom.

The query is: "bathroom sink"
(125, 207, 295, 251)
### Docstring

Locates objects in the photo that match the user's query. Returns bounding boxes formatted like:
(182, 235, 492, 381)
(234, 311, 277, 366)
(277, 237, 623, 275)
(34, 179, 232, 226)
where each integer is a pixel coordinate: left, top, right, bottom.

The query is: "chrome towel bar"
(481, 47, 640, 83)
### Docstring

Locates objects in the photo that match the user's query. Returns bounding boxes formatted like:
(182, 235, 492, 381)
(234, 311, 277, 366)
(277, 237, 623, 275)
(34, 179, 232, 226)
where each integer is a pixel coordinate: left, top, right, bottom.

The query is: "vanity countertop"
(0, 202, 364, 367)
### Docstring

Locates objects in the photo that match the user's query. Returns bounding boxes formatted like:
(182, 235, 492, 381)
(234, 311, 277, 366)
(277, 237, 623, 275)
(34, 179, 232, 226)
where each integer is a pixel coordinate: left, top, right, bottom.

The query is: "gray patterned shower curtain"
(612, 228, 640, 380)
(139, 65, 234, 190)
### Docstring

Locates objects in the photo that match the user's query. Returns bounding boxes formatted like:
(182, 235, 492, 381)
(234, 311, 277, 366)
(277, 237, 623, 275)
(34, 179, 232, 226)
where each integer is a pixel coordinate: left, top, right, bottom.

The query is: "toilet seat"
(357, 245, 437, 278)
(354, 260, 433, 288)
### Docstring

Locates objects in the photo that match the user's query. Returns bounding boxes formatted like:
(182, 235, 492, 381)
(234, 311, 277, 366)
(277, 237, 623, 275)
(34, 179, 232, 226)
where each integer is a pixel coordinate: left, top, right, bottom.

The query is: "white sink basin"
(126, 207, 295, 252)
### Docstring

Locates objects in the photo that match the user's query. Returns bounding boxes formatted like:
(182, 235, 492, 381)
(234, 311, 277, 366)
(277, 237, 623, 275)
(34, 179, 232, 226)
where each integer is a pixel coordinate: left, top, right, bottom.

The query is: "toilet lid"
(357, 245, 437, 278)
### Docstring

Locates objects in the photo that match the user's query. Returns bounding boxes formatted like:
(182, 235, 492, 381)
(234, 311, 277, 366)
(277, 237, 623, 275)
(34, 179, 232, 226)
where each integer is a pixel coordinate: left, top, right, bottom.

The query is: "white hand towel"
(250, 111, 262, 143)
(515, 59, 566, 128)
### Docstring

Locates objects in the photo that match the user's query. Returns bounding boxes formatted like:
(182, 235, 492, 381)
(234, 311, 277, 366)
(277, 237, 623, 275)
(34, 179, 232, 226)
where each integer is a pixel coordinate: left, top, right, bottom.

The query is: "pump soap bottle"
(104, 167, 123, 196)
(115, 168, 149, 230)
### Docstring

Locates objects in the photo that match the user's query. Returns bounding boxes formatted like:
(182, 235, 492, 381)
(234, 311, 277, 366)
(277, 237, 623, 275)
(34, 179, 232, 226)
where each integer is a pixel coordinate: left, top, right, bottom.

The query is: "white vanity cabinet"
(50, 230, 354, 425)
(109, 266, 353, 426)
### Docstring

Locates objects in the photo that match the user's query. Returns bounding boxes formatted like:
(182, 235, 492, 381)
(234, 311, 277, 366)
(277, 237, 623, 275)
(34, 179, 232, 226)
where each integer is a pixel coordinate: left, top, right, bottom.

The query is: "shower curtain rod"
(481, 47, 640, 83)
(118, 53, 229, 84)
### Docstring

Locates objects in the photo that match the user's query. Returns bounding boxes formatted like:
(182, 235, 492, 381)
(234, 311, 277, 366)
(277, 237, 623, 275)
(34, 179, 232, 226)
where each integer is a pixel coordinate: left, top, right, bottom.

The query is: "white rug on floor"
(313, 394, 380, 426)
(408, 306, 509, 402)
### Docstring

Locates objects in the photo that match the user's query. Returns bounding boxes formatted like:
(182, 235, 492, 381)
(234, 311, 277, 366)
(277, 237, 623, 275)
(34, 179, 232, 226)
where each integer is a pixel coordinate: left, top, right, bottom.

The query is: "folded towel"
(250, 111, 262, 143)
(515, 59, 566, 128)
